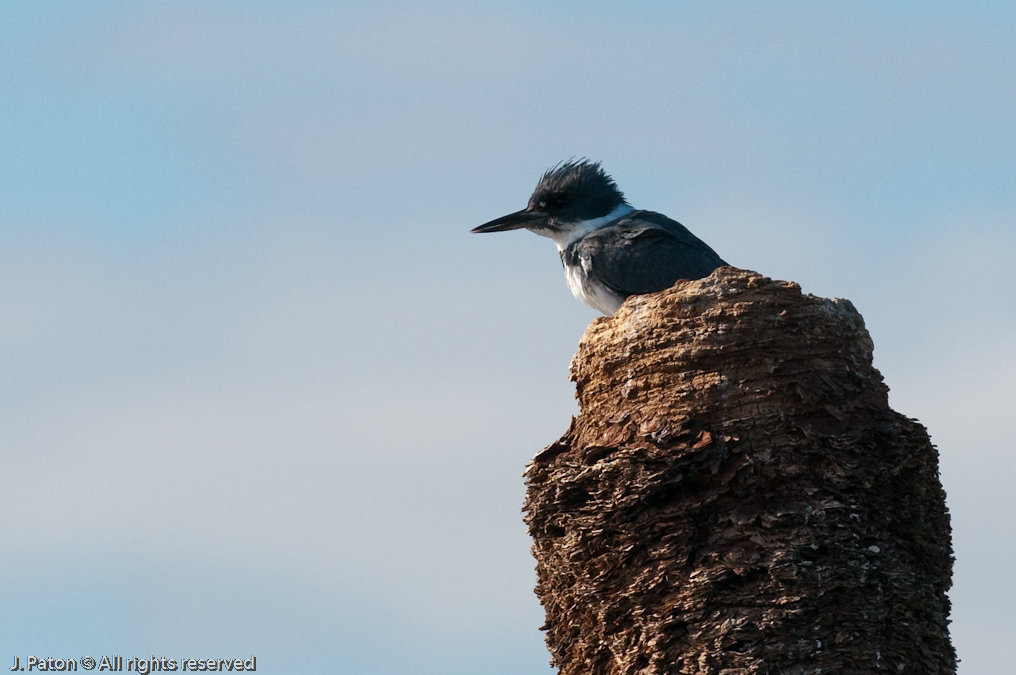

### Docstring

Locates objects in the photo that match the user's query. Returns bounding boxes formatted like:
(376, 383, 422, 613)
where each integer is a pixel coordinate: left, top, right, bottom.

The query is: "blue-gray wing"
(567, 211, 726, 297)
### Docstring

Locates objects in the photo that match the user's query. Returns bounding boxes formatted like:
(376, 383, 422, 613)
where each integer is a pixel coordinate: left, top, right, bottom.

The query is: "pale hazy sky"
(2, 2, 1014, 673)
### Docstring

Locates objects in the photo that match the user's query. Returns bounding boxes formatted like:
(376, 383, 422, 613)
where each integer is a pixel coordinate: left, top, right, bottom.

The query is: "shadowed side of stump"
(523, 268, 954, 675)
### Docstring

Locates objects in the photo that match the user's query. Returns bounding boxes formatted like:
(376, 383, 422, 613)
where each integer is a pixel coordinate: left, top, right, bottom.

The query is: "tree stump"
(523, 268, 954, 675)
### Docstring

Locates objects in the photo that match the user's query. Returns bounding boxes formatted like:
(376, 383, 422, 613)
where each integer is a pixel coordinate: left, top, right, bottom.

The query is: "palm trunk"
(524, 268, 954, 675)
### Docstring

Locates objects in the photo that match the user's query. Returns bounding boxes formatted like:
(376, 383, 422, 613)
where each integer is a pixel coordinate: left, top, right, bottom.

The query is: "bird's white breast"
(564, 259, 625, 316)
(538, 203, 632, 315)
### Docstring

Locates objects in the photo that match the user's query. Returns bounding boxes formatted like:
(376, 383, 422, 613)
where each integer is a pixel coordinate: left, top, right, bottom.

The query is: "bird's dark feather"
(561, 210, 726, 297)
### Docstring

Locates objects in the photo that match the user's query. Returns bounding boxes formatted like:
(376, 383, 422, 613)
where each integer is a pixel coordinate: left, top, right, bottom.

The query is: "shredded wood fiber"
(523, 267, 954, 675)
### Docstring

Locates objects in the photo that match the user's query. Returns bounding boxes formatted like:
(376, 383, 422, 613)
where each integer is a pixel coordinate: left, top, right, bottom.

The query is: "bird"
(471, 160, 727, 316)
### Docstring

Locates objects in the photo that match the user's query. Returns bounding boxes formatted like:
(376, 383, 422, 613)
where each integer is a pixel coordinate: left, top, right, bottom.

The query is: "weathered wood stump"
(523, 268, 954, 675)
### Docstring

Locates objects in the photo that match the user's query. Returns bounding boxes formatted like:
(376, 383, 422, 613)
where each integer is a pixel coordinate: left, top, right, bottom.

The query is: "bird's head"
(472, 160, 628, 240)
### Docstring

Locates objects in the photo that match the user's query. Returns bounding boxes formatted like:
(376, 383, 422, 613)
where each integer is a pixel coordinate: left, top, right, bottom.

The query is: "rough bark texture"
(523, 267, 954, 675)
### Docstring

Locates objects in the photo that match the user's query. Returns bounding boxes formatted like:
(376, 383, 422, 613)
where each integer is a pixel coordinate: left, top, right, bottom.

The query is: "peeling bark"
(523, 268, 954, 675)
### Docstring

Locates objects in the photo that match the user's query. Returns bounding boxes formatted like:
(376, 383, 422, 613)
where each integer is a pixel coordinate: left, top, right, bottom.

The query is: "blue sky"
(1, 2, 1014, 673)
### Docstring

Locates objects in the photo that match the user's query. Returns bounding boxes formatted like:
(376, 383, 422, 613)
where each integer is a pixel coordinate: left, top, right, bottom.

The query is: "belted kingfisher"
(472, 160, 727, 316)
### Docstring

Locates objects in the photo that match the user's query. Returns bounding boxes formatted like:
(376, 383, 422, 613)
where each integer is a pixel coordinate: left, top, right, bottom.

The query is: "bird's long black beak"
(471, 209, 550, 233)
